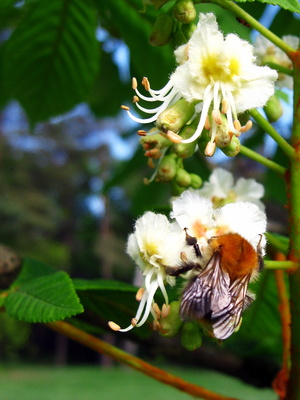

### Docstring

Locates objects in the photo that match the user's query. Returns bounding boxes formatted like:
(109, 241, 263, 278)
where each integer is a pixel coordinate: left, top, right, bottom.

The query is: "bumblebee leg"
(257, 234, 264, 271)
(164, 262, 197, 276)
(184, 228, 202, 258)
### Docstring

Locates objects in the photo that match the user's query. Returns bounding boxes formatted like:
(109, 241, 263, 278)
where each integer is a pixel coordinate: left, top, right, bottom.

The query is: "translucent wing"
(180, 252, 232, 322)
(211, 274, 251, 340)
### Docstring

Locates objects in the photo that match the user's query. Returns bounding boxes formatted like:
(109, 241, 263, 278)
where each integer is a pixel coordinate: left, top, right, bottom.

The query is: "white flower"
(171, 189, 266, 258)
(254, 34, 299, 89)
(213, 202, 267, 253)
(197, 168, 265, 209)
(170, 189, 214, 247)
(124, 13, 277, 150)
(111, 212, 185, 332)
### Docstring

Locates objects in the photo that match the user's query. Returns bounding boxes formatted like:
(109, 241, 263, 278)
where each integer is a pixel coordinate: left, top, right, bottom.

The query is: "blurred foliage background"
(0, 0, 298, 393)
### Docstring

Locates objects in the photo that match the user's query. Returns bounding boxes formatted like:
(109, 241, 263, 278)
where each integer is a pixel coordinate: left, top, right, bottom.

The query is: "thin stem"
(239, 145, 287, 175)
(46, 321, 239, 400)
(264, 260, 296, 270)
(272, 254, 291, 399)
(286, 49, 300, 400)
(199, 0, 294, 55)
(266, 232, 289, 256)
(249, 109, 295, 159)
(265, 62, 293, 77)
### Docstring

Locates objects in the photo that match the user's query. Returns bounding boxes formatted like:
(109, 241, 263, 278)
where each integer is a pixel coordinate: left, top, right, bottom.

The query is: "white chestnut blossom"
(109, 212, 186, 332)
(197, 168, 265, 209)
(254, 34, 299, 89)
(124, 13, 277, 150)
(171, 189, 266, 263)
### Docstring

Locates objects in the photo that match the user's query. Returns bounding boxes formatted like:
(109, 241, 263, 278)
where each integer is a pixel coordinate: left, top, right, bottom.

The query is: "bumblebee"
(166, 231, 263, 340)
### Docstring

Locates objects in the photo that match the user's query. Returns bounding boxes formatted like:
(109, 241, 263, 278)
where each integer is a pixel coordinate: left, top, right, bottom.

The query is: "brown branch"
(46, 320, 239, 400)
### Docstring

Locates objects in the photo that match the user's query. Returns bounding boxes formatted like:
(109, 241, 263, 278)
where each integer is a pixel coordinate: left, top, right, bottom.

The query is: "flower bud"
(140, 131, 171, 152)
(159, 301, 183, 337)
(221, 135, 241, 157)
(172, 117, 199, 158)
(173, 0, 196, 24)
(150, 13, 175, 47)
(173, 26, 188, 47)
(171, 179, 186, 196)
(175, 168, 191, 187)
(215, 115, 231, 148)
(180, 322, 202, 351)
(157, 154, 177, 182)
(197, 128, 211, 156)
(156, 98, 196, 133)
(263, 94, 283, 123)
(190, 173, 202, 189)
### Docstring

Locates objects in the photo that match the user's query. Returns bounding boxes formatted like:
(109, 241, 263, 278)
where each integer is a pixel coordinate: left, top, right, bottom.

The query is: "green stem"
(249, 109, 295, 159)
(239, 145, 286, 175)
(266, 232, 289, 255)
(265, 62, 293, 77)
(199, 0, 294, 55)
(286, 50, 300, 400)
(47, 321, 239, 400)
(264, 260, 296, 270)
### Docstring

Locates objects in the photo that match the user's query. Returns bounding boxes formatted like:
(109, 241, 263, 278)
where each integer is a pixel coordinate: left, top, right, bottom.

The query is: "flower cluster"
(109, 178, 266, 340)
(197, 168, 265, 209)
(254, 34, 299, 90)
(123, 13, 277, 157)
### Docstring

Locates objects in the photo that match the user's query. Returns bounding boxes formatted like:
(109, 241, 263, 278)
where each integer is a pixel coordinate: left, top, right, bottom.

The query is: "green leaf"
(89, 50, 128, 117)
(225, 270, 282, 361)
(95, 0, 174, 88)
(234, 0, 300, 14)
(4, 258, 83, 323)
(269, 8, 300, 36)
(73, 278, 137, 292)
(3, 0, 99, 123)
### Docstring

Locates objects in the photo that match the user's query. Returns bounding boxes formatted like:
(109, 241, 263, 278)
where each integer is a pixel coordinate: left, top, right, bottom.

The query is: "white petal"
(232, 65, 278, 112)
(126, 233, 146, 270)
(174, 44, 189, 64)
(213, 202, 266, 249)
(234, 178, 264, 200)
(198, 168, 234, 199)
(171, 190, 214, 238)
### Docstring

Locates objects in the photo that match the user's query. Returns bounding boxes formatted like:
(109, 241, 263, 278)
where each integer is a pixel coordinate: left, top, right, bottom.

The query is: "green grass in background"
(0, 365, 277, 400)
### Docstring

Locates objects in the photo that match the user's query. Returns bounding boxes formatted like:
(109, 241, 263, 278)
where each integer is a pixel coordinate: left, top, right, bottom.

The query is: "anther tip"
(108, 321, 121, 331)
(136, 287, 145, 301)
(161, 304, 171, 319)
(166, 130, 182, 144)
(121, 105, 130, 111)
(132, 77, 137, 90)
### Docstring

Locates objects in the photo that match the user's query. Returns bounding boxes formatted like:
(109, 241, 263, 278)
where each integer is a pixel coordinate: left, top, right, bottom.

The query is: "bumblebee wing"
(212, 274, 251, 340)
(180, 252, 231, 322)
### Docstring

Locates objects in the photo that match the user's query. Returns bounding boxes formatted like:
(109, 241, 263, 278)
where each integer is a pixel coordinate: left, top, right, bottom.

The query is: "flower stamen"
(167, 130, 182, 143)
(212, 109, 223, 125)
(205, 115, 211, 130)
(233, 119, 242, 131)
(136, 287, 145, 301)
(240, 120, 253, 133)
(108, 321, 121, 331)
(221, 99, 229, 114)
